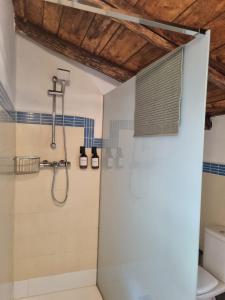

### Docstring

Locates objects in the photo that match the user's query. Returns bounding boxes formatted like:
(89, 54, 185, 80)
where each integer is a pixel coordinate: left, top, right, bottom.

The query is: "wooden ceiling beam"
(15, 17, 134, 82)
(88, 0, 175, 51)
(207, 99, 225, 111)
(208, 94, 225, 104)
(94, 0, 225, 90)
(102, 0, 148, 16)
(208, 66, 225, 90)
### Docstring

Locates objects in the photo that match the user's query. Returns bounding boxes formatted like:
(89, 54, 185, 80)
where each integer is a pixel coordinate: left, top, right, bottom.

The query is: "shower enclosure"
(97, 33, 210, 300)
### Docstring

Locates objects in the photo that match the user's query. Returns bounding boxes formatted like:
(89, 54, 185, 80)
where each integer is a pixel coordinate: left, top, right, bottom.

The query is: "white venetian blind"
(134, 48, 184, 136)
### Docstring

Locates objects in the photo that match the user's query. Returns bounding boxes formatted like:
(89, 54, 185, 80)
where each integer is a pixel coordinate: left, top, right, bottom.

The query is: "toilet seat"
(197, 266, 218, 296)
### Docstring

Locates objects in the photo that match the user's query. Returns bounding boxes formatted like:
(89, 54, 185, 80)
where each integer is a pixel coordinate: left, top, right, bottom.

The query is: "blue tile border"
(14, 111, 102, 148)
(203, 162, 225, 176)
(0, 81, 102, 149)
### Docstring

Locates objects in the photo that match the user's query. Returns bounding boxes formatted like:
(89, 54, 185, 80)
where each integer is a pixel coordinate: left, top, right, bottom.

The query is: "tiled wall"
(203, 162, 225, 176)
(200, 172, 225, 249)
(14, 111, 102, 148)
(14, 122, 101, 281)
(200, 116, 225, 250)
(0, 83, 15, 299)
(200, 164, 225, 248)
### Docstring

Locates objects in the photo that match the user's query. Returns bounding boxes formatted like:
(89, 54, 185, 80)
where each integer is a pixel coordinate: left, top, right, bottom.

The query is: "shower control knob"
(52, 161, 58, 167)
(40, 160, 51, 168)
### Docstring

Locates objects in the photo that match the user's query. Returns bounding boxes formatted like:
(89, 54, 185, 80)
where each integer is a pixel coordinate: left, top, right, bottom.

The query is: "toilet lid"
(197, 266, 218, 295)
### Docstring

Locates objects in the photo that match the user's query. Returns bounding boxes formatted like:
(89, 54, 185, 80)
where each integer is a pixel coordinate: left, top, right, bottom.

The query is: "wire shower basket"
(14, 156, 40, 175)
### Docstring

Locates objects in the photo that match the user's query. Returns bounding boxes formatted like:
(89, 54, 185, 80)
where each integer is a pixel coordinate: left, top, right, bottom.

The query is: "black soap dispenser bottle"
(80, 146, 88, 169)
(91, 147, 99, 169)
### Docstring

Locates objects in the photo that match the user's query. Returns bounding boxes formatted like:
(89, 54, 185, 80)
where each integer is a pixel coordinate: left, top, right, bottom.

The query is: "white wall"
(0, 1, 16, 300)
(204, 115, 225, 163)
(16, 35, 118, 137)
(0, 0, 16, 102)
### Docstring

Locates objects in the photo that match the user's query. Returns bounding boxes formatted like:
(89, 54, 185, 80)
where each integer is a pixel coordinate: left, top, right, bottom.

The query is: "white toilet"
(197, 225, 225, 299)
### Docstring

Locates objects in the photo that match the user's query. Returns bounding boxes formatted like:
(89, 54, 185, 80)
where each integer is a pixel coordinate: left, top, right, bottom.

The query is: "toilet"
(197, 225, 225, 299)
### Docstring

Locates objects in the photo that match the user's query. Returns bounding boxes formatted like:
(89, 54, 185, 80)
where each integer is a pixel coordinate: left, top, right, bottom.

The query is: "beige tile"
(15, 233, 60, 259)
(15, 174, 43, 214)
(200, 173, 225, 249)
(14, 124, 101, 280)
(15, 213, 40, 237)
(16, 124, 41, 156)
(14, 255, 58, 280)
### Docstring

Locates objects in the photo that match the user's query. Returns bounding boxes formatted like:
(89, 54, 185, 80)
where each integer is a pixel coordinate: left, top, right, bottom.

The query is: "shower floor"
(20, 286, 102, 300)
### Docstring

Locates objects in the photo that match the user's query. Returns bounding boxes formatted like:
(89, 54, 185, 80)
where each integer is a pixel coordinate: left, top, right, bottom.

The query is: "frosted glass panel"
(98, 33, 210, 300)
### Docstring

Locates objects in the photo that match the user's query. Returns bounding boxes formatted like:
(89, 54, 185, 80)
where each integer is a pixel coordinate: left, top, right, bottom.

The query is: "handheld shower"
(47, 68, 71, 207)
(48, 69, 70, 149)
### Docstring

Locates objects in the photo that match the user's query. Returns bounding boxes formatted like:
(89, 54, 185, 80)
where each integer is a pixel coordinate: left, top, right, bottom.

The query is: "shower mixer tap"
(40, 160, 71, 169)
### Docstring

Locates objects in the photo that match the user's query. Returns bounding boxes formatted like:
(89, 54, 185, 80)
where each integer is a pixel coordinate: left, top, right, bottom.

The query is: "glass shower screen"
(97, 32, 210, 300)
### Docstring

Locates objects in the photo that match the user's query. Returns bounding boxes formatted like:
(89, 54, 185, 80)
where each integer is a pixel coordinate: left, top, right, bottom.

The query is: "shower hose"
(51, 91, 69, 207)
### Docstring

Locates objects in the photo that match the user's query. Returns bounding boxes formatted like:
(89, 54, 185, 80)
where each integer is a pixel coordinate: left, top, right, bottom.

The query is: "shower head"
(57, 68, 70, 86)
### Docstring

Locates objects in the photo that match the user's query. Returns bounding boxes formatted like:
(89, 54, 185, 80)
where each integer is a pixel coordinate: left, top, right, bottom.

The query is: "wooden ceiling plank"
(98, 0, 194, 48)
(103, 0, 142, 14)
(124, 43, 166, 72)
(207, 87, 225, 100)
(207, 94, 225, 104)
(12, 0, 25, 18)
(136, 0, 196, 22)
(208, 66, 225, 90)
(207, 99, 225, 110)
(81, 15, 120, 54)
(15, 17, 134, 82)
(207, 12, 225, 51)
(126, 0, 139, 6)
(207, 108, 225, 116)
(94, 22, 120, 55)
(87, 0, 176, 51)
(25, 0, 44, 27)
(210, 57, 225, 77)
(207, 81, 218, 92)
(100, 27, 148, 65)
(145, 0, 225, 51)
(121, 21, 176, 51)
(43, 2, 63, 34)
(174, 0, 225, 27)
(211, 44, 225, 62)
(58, 7, 95, 47)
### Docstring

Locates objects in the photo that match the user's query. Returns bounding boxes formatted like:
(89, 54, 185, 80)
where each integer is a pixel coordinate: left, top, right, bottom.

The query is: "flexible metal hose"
(51, 89, 69, 207)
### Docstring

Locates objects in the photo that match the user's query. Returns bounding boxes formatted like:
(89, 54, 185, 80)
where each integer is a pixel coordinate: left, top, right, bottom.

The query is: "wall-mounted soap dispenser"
(80, 146, 88, 169)
(116, 147, 124, 168)
(91, 147, 99, 169)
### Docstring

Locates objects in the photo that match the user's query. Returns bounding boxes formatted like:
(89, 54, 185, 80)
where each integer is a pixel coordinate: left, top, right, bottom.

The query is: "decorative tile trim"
(14, 111, 102, 148)
(203, 162, 225, 176)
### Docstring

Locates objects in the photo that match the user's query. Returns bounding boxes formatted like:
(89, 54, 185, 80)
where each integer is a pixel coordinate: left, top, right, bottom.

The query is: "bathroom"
(1, 1, 225, 300)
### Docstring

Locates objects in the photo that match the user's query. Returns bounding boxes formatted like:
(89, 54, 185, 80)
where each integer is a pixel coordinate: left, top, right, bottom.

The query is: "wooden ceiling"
(12, 0, 225, 120)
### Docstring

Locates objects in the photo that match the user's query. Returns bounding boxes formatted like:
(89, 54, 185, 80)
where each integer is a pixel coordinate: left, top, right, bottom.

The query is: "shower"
(46, 68, 71, 207)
